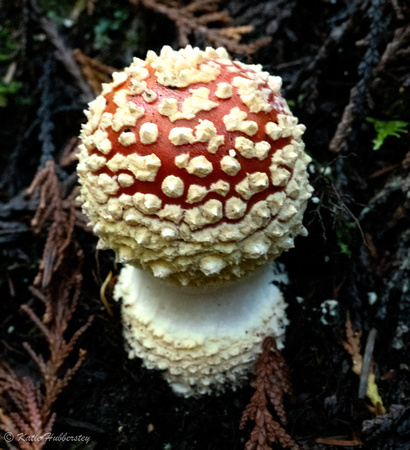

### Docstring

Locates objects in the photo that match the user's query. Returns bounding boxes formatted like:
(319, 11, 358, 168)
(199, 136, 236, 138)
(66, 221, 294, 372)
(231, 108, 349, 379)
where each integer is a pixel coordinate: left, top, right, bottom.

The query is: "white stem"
(114, 263, 288, 397)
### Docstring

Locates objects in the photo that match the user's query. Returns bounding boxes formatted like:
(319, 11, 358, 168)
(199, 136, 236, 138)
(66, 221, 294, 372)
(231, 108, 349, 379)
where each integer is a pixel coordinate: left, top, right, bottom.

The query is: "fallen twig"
(240, 337, 298, 450)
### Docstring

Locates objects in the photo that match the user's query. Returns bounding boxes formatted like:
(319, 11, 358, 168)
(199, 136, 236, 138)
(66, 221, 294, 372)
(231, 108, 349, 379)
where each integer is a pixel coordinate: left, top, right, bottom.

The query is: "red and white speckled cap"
(77, 45, 313, 286)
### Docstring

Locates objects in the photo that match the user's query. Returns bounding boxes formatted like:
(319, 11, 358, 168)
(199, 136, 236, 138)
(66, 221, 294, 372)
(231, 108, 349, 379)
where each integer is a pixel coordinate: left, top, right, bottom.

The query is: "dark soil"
(1, 0, 410, 449)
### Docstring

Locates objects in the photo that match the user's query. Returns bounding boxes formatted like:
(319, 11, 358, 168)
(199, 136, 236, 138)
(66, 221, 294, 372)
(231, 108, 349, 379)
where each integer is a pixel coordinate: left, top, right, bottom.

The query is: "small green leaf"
(0, 94, 7, 107)
(0, 80, 22, 107)
(335, 221, 356, 258)
(366, 117, 409, 150)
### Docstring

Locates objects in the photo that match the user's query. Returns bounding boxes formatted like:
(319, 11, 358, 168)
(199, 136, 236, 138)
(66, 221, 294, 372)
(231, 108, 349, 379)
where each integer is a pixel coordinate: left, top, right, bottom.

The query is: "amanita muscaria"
(77, 46, 313, 396)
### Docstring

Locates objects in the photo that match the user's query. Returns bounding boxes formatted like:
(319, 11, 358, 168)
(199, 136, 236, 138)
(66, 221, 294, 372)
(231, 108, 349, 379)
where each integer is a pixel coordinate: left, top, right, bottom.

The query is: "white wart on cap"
(77, 45, 313, 286)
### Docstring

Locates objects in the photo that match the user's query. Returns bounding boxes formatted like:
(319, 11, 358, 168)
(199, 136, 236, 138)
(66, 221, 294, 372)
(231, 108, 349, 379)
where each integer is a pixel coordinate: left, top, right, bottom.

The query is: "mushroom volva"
(77, 46, 312, 396)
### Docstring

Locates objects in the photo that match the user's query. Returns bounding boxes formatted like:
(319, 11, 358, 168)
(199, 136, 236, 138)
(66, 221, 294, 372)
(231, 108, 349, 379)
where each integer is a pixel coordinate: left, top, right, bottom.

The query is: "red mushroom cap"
(77, 46, 313, 285)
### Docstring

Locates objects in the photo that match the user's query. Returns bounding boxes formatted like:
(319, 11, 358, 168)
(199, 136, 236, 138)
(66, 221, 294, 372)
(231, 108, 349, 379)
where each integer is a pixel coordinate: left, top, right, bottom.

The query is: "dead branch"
(0, 365, 55, 450)
(291, 0, 364, 113)
(36, 58, 57, 169)
(0, 162, 93, 448)
(28, 0, 94, 103)
(329, 0, 391, 152)
(27, 161, 77, 288)
(73, 49, 116, 96)
(138, 0, 270, 55)
(240, 337, 298, 450)
(373, 23, 410, 78)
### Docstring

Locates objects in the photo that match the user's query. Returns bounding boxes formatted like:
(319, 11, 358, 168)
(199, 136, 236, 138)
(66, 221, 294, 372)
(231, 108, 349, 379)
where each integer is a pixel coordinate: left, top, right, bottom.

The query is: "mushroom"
(77, 46, 312, 396)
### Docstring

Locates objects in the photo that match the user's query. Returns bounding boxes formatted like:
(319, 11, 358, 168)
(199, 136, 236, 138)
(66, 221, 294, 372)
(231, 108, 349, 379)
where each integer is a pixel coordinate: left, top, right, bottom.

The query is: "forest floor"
(1, 0, 410, 449)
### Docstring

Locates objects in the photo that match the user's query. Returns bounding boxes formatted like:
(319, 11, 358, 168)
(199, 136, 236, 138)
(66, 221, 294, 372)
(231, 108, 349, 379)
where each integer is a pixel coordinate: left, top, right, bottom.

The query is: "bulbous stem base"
(114, 263, 288, 397)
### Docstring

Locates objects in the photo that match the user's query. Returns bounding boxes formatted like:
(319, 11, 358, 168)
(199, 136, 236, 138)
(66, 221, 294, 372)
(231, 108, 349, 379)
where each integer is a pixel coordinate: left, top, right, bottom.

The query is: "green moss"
(38, 0, 77, 22)
(0, 26, 20, 59)
(335, 221, 356, 258)
(0, 80, 22, 107)
(366, 117, 409, 150)
(0, 22, 21, 107)
(93, 9, 129, 50)
(38, 0, 145, 65)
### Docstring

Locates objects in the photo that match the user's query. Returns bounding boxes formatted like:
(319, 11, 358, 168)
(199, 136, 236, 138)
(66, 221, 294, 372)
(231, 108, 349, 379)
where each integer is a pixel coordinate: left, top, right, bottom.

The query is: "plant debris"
(240, 337, 297, 450)
(0, 163, 93, 449)
(342, 316, 386, 415)
(136, 0, 271, 55)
